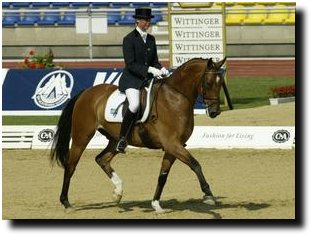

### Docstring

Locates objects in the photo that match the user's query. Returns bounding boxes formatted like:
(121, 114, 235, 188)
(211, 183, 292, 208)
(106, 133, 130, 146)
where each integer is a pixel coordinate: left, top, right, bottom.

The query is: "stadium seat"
(38, 10, 61, 26)
(235, 2, 256, 6)
(18, 12, 41, 25)
(224, 2, 236, 6)
(285, 11, 295, 24)
(151, 10, 163, 24)
(225, 5, 247, 25)
(107, 10, 121, 25)
(32, 2, 51, 8)
(118, 11, 134, 25)
(244, 5, 267, 24)
(280, 2, 296, 6)
(132, 2, 152, 7)
(110, 2, 130, 7)
(51, 2, 70, 7)
(71, 2, 91, 7)
(264, 5, 289, 24)
(10, 2, 31, 8)
(58, 12, 76, 25)
(152, 2, 168, 7)
(91, 2, 110, 7)
(2, 12, 20, 26)
(108, 15, 121, 25)
(2, 2, 11, 8)
(256, 2, 280, 6)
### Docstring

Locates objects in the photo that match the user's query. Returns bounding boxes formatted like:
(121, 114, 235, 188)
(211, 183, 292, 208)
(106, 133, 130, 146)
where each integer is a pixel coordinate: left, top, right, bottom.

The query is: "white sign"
(172, 41, 224, 54)
(172, 28, 223, 41)
(170, 13, 224, 67)
(186, 126, 295, 149)
(32, 126, 110, 149)
(76, 13, 107, 34)
(171, 14, 223, 28)
(30, 126, 295, 150)
(173, 53, 224, 66)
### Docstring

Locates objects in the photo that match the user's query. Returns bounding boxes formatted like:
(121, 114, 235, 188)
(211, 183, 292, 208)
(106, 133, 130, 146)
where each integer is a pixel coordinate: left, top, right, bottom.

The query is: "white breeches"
(125, 88, 140, 113)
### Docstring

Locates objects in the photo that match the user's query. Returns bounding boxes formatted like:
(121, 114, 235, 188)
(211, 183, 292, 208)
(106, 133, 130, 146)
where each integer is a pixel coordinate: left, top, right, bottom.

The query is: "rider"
(116, 8, 169, 153)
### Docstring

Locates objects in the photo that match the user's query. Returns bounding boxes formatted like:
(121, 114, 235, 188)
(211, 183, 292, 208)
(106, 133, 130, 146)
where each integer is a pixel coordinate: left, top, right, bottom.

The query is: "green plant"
(23, 49, 55, 69)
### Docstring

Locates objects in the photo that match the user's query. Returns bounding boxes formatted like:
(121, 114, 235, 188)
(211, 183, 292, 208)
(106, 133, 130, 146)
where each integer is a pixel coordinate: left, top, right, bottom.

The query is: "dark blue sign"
(2, 68, 206, 114)
(2, 68, 122, 111)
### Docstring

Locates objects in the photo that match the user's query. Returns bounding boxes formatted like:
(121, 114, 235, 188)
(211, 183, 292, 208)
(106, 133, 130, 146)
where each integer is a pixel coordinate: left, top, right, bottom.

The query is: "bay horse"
(50, 57, 226, 212)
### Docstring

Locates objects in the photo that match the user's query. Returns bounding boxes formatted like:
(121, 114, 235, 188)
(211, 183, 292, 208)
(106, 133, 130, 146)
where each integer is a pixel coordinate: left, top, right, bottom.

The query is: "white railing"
(2, 126, 35, 149)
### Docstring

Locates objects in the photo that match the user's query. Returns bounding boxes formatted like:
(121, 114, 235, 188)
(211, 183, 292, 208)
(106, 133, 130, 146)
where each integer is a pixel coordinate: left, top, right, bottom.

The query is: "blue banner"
(2, 68, 205, 114)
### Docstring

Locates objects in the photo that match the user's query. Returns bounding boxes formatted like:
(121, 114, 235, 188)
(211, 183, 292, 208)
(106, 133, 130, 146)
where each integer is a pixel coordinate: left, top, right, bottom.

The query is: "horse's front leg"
(165, 144, 216, 205)
(151, 152, 176, 212)
(95, 139, 123, 203)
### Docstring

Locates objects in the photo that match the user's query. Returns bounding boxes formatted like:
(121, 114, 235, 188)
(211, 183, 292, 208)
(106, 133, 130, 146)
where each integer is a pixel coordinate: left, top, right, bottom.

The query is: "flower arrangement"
(23, 49, 56, 69)
(271, 85, 295, 98)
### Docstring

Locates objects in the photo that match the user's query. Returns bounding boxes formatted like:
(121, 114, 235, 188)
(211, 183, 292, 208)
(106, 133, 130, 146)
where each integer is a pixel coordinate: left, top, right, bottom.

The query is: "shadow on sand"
(73, 197, 270, 219)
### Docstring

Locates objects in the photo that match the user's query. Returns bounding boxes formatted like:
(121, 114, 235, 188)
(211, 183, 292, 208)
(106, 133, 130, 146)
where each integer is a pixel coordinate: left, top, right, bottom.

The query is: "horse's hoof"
(61, 200, 72, 209)
(203, 195, 216, 205)
(151, 200, 167, 213)
(112, 191, 123, 204)
(64, 206, 75, 213)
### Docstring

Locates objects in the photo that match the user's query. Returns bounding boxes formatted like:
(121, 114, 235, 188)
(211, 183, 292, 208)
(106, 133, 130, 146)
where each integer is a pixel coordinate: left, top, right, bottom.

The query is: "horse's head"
(201, 57, 226, 118)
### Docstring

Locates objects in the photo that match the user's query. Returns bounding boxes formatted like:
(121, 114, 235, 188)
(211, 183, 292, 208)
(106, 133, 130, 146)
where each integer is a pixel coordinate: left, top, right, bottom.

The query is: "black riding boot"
(116, 109, 137, 153)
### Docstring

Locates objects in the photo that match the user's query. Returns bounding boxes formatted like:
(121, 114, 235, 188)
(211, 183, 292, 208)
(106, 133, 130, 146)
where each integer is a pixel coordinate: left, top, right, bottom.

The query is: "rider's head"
(133, 8, 154, 32)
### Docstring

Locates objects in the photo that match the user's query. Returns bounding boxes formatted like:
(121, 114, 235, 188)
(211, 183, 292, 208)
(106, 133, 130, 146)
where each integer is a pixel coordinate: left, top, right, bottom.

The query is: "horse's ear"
(216, 57, 226, 69)
(207, 58, 213, 69)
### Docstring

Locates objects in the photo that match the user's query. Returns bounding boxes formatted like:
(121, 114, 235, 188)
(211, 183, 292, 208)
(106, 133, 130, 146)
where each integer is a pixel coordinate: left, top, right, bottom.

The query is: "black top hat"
(133, 8, 154, 19)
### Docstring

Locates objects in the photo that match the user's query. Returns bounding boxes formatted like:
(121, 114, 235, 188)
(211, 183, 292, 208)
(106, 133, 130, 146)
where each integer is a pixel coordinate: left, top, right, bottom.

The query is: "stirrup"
(116, 137, 128, 153)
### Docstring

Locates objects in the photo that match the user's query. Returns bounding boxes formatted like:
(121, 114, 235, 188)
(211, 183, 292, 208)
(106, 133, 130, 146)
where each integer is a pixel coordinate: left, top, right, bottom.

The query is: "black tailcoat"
(119, 29, 161, 92)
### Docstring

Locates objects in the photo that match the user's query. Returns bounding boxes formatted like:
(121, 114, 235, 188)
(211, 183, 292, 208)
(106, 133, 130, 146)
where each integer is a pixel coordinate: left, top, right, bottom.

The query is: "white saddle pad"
(104, 78, 154, 123)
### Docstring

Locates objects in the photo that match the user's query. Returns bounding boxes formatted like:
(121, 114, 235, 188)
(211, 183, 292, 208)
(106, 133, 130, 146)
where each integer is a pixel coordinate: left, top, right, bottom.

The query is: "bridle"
(200, 68, 221, 107)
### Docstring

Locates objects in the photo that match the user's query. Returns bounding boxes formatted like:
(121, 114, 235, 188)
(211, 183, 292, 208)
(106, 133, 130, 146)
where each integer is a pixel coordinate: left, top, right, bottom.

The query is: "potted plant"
(269, 85, 295, 105)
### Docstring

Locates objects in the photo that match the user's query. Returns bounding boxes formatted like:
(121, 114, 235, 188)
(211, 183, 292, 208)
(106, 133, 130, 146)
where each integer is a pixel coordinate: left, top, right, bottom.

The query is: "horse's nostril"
(209, 110, 221, 118)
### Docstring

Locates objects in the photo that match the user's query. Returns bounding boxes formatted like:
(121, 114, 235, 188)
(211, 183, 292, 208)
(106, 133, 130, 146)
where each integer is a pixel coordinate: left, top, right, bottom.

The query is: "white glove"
(161, 67, 170, 76)
(148, 66, 162, 78)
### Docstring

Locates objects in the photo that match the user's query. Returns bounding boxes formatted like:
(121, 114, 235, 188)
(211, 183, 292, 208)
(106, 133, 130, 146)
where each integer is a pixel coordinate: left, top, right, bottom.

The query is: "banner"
(30, 126, 295, 150)
(2, 68, 206, 115)
(170, 13, 225, 68)
(186, 126, 295, 149)
(2, 68, 121, 112)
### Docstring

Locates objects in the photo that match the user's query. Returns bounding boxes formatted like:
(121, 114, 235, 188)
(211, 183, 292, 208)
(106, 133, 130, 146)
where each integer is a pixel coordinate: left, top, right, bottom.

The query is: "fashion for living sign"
(29, 125, 295, 150)
(170, 13, 224, 67)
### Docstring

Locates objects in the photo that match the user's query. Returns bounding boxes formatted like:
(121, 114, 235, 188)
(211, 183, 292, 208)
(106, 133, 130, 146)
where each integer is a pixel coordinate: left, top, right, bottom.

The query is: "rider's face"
(136, 18, 151, 32)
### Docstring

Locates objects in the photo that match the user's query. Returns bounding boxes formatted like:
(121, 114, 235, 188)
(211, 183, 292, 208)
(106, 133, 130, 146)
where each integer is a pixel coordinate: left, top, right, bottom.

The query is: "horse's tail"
(50, 90, 84, 168)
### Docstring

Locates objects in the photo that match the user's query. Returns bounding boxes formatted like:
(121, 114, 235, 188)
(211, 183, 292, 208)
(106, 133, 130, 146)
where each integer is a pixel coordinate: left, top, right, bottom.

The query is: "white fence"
(2, 126, 36, 149)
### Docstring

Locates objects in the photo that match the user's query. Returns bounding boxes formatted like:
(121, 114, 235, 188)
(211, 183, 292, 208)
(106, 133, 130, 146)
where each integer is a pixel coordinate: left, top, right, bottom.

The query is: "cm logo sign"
(38, 129, 55, 142)
(272, 130, 290, 143)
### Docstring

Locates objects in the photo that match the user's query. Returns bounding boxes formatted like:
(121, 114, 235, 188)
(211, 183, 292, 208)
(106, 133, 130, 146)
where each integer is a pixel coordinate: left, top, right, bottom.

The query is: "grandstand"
(2, 2, 295, 61)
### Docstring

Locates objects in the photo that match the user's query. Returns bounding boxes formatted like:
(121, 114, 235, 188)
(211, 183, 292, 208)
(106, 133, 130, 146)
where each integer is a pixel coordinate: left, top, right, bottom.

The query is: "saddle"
(104, 78, 155, 123)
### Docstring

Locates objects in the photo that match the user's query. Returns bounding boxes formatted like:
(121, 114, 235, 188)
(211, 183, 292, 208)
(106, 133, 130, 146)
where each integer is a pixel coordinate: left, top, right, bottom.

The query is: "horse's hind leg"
(95, 139, 122, 203)
(151, 152, 176, 212)
(60, 137, 93, 209)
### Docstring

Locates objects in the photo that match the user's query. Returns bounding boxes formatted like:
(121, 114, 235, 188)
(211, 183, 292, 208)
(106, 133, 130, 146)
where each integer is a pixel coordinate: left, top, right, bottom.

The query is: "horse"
(50, 57, 226, 212)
